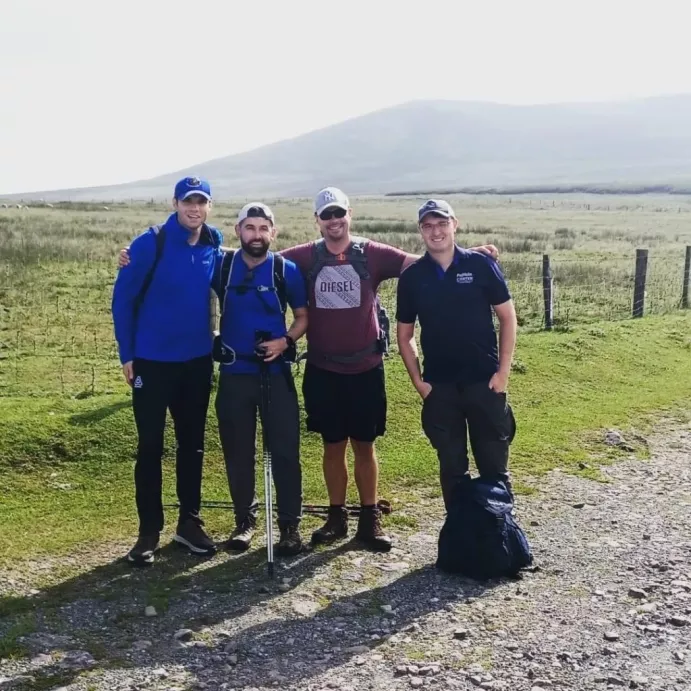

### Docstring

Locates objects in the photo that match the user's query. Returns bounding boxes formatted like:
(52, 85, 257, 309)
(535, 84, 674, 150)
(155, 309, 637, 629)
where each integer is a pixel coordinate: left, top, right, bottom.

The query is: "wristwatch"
(284, 335, 295, 348)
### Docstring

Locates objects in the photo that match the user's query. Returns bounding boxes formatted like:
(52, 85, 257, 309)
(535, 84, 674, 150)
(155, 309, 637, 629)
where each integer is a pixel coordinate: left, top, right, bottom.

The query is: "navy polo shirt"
(396, 246, 511, 385)
(212, 251, 307, 374)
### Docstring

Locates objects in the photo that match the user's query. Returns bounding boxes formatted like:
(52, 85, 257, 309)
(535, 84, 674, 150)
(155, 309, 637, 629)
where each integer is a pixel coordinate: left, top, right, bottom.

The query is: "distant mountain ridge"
(6, 94, 691, 201)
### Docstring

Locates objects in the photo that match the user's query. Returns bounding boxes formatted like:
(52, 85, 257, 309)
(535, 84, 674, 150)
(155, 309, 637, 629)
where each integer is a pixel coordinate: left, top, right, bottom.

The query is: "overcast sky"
(1, 0, 690, 194)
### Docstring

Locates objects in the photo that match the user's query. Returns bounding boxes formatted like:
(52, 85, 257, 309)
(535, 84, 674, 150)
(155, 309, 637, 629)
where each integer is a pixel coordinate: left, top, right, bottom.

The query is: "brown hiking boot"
(355, 505, 392, 552)
(276, 522, 303, 557)
(311, 506, 348, 545)
(225, 517, 256, 552)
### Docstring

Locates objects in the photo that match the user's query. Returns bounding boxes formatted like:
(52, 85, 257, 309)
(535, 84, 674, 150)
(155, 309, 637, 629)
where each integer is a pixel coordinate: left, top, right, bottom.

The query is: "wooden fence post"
(682, 245, 691, 309)
(632, 248, 648, 318)
(542, 254, 553, 330)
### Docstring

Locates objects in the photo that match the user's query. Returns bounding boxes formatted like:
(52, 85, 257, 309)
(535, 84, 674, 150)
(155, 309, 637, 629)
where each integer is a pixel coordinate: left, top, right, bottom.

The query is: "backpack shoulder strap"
(135, 224, 165, 311)
(219, 249, 236, 315)
(346, 237, 370, 279)
(306, 239, 329, 282)
(273, 253, 288, 314)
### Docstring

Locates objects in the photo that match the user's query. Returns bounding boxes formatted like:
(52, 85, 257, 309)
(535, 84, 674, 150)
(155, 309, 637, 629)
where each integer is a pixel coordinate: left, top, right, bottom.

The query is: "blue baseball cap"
(174, 176, 212, 201)
(418, 199, 455, 222)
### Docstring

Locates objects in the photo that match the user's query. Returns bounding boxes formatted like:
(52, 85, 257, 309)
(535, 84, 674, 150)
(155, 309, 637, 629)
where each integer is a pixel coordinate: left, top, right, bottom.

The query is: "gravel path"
(1, 419, 690, 691)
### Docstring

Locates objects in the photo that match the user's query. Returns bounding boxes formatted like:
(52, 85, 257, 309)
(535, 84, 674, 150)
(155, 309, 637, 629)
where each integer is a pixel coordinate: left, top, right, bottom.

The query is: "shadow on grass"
(68, 400, 130, 426)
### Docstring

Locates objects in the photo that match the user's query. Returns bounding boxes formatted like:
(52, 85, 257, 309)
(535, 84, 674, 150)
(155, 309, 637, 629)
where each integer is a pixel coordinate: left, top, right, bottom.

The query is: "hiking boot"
(225, 517, 256, 552)
(355, 505, 392, 552)
(173, 517, 217, 556)
(276, 522, 303, 557)
(127, 533, 160, 567)
(311, 506, 348, 545)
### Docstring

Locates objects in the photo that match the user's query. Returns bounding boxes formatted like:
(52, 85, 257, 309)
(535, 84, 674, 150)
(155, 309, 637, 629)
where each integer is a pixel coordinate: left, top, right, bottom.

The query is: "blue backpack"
(436, 477, 533, 580)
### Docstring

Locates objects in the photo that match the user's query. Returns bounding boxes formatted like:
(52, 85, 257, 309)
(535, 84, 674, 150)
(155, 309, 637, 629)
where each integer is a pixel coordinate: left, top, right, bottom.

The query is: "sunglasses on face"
(319, 207, 347, 221)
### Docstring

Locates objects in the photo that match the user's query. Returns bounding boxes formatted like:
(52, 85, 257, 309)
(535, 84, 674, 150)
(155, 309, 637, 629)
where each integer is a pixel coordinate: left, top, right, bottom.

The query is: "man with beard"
(112, 176, 222, 566)
(213, 203, 308, 555)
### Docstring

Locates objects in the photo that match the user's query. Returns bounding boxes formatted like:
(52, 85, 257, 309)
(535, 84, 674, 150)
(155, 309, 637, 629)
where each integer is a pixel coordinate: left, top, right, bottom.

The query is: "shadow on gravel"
(206, 565, 506, 689)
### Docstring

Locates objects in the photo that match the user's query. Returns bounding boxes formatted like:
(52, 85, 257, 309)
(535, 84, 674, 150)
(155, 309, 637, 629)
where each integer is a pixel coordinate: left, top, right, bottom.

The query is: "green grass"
(1, 312, 690, 567)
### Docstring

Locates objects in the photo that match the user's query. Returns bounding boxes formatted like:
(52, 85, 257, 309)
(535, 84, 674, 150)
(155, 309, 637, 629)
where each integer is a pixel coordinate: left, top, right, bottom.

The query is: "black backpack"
(305, 238, 390, 357)
(436, 477, 533, 581)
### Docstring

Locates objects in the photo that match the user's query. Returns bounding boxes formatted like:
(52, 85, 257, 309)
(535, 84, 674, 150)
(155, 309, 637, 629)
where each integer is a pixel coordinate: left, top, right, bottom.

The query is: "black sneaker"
(127, 533, 160, 566)
(311, 506, 348, 545)
(355, 505, 392, 552)
(276, 522, 303, 557)
(225, 517, 256, 552)
(173, 517, 217, 556)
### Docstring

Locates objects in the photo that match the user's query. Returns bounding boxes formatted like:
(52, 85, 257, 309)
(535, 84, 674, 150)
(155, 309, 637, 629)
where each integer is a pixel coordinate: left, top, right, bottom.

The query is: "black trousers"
(215, 370, 303, 525)
(131, 355, 213, 534)
(421, 380, 516, 510)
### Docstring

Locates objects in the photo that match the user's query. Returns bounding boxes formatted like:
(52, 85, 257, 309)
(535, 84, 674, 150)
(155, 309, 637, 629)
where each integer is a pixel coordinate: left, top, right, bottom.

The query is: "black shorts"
(302, 363, 387, 444)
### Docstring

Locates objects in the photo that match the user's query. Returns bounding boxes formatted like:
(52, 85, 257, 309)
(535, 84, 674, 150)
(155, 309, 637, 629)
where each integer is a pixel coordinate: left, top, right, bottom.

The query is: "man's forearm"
(497, 314, 517, 374)
(287, 313, 308, 342)
(398, 333, 424, 388)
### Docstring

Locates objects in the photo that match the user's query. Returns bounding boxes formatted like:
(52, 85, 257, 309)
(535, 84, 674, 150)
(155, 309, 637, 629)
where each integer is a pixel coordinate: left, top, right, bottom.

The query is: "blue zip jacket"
(112, 212, 223, 364)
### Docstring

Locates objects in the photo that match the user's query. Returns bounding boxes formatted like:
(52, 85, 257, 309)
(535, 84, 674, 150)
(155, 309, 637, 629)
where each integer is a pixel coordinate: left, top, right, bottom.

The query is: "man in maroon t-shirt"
(282, 187, 496, 552)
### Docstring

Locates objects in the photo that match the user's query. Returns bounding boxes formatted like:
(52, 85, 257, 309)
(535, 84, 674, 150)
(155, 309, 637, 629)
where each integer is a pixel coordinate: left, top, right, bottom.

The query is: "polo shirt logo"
(456, 272, 474, 284)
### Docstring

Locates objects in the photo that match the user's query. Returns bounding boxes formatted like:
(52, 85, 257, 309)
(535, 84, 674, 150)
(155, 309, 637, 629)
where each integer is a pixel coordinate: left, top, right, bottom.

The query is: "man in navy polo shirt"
(213, 202, 308, 556)
(112, 176, 222, 566)
(396, 199, 518, 509)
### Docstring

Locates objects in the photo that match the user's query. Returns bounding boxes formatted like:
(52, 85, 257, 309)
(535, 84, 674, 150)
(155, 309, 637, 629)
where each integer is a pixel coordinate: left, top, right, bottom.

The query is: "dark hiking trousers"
(421, 380, 516, 510)
(215, 370, 303, 525)
(131, 355, 213, 534)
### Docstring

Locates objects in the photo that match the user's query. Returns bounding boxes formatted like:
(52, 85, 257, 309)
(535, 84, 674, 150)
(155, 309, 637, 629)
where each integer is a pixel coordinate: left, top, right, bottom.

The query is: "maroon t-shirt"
(282, 239, 407, 374)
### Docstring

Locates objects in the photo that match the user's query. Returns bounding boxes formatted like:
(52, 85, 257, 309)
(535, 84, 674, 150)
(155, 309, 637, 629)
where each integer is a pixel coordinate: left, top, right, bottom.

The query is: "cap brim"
(316, 202, 349, 215)
(419, 210, 452, 222)
(180, 190, 212, 201)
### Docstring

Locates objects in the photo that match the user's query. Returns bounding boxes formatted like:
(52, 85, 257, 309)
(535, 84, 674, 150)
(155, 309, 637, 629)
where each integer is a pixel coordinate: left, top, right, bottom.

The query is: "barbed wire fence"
(1, 247, 690, 398)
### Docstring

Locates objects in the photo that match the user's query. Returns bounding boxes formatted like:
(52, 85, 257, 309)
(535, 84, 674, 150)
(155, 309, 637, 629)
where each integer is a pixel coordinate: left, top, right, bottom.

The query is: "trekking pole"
(259, 357, 275, 579)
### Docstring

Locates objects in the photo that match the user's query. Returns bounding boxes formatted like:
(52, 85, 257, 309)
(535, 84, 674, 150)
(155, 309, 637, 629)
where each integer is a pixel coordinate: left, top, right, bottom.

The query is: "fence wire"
(1, 250, 689, 398)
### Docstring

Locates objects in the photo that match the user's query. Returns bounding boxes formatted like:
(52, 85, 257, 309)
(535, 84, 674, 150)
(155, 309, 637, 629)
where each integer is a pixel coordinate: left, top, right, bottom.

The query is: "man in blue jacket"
(213, 202, 308, 556)
(112, 176, 222, 566)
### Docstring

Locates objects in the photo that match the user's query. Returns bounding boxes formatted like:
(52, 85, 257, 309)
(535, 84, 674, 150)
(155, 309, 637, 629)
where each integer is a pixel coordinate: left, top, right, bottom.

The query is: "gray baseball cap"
(314, 187, 350, 215)
(418, 199, 455, 222)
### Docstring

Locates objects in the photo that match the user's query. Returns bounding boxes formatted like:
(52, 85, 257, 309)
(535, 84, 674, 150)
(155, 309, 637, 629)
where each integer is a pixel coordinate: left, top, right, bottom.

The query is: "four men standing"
(113, 182, 515, 565)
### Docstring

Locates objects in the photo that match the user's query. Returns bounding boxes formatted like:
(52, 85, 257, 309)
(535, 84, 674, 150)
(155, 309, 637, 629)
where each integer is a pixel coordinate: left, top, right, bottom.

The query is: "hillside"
(7, 94, 691, 201)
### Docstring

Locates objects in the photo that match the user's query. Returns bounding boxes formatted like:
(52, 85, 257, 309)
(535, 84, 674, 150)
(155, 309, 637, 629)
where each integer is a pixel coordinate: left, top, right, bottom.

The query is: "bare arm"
(287, 306, 308, 342)
(399, 244, 499, 275)
(489, 299, 517, 392)
(396, 321, 431, 399)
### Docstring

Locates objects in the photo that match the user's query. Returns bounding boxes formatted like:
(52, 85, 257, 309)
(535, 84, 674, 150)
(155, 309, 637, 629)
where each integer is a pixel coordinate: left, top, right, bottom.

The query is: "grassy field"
(1, 193, 691, 569)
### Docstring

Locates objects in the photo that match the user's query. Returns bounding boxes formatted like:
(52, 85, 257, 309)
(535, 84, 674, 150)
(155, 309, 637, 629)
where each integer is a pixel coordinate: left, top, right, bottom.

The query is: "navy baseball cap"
(418, 199, 455, 222)
(174, 176, 212, 201)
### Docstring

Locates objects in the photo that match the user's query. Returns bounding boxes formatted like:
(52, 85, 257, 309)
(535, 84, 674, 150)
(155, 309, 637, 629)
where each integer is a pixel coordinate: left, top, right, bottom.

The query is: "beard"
(241, 238, 270, 257)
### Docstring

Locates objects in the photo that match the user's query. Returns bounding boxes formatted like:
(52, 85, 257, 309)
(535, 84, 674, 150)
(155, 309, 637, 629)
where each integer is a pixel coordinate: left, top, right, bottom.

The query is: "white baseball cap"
(237, 202, 275, 225)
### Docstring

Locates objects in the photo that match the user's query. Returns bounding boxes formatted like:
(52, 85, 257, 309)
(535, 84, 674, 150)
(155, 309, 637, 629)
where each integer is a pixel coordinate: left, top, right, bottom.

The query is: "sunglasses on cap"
(318, 207, 347, 221)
